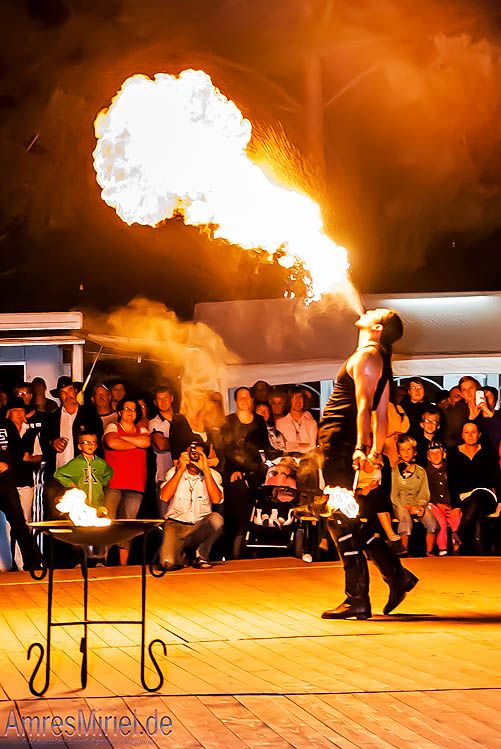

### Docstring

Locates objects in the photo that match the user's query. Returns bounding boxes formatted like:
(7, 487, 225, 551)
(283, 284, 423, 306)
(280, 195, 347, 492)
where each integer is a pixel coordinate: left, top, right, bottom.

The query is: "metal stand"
(27, 530, 167, 696)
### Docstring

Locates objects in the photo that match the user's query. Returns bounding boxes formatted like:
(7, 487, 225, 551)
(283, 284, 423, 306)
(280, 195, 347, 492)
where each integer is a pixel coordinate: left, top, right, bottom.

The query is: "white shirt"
(56, 408, 77, 469)
(148, 414, 173, 482)
(276, 411, 318, 453)
(162, 466, 223, 524)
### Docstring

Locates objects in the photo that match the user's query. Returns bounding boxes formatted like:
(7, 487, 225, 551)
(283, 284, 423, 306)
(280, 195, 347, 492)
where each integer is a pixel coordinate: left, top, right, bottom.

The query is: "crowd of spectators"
(0, 373, 499, 572)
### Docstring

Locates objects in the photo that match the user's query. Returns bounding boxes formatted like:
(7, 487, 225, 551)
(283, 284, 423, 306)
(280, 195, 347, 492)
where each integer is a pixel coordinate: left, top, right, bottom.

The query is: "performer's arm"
(351, 350, 383, 469)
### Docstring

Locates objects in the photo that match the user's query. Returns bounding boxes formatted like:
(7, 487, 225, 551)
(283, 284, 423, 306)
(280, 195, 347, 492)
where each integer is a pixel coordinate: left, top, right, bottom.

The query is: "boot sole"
(322, 612, 371, 620)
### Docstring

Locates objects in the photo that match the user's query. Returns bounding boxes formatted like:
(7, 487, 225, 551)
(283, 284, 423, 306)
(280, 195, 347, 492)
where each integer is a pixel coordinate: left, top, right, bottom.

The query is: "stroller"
(244, 483, 305, 557)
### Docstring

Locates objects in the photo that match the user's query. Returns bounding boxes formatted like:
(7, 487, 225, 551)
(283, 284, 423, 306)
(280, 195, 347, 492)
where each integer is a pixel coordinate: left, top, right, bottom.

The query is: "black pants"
(323, 442, 404, 606)
(458, 489, 497, 553)
(0, 472, 41, 570)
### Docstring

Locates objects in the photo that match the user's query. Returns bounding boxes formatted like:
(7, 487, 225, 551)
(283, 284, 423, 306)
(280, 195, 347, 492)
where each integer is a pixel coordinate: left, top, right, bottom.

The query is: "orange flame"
(93, 69, 349, 300)
(56, 488, 111, 527)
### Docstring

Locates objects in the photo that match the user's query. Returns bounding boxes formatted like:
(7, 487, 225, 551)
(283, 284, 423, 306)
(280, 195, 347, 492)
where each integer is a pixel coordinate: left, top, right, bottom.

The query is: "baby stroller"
(244, 482, 305, 557)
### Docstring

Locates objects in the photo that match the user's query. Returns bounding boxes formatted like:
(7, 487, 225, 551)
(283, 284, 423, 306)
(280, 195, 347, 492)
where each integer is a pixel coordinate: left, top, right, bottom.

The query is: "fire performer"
(318, 308, 418, 619)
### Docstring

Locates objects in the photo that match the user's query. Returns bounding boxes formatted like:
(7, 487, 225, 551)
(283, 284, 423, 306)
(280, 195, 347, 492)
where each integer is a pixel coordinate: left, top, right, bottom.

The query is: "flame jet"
(93, 69, 349, 300)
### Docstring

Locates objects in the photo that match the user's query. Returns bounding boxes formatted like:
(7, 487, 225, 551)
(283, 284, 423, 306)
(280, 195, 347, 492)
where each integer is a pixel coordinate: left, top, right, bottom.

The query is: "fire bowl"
(29, 519, 164, 548)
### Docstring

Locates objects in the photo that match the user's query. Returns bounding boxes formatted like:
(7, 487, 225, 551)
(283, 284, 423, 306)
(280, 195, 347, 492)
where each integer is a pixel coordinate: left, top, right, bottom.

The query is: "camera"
(188, 442, 200, 462)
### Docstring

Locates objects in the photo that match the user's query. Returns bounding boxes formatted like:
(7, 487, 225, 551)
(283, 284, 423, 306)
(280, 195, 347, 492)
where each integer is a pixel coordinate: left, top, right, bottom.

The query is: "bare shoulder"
(347, 346, 383, 376)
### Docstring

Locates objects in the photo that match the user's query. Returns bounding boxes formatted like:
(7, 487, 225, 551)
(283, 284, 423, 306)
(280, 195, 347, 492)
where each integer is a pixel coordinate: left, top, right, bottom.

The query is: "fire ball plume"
(56, 489, 111, 527)
(93, 69, 349, 300)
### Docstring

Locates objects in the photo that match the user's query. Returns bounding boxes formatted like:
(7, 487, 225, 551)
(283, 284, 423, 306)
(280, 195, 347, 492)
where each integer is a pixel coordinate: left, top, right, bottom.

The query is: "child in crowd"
(54, 431, 113, 511)
(425, 441, 461, 555)
(391, 435, 438, 556)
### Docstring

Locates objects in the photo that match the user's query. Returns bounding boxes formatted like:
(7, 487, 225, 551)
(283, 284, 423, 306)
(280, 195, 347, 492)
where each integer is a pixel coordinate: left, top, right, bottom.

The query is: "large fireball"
(93, 69, 349, 299)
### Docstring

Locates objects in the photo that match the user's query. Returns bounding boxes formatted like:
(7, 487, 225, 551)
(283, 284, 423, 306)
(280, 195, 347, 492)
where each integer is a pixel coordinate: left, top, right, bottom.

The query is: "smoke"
(83, 297, 238, 392)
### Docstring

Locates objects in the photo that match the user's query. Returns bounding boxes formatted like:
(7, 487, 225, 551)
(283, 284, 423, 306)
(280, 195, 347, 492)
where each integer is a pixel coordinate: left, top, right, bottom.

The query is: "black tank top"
(318, 343, 392, 451)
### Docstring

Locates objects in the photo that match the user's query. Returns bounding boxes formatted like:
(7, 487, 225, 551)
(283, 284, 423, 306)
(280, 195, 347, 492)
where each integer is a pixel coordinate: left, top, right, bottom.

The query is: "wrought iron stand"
(27, 528, 167, 697)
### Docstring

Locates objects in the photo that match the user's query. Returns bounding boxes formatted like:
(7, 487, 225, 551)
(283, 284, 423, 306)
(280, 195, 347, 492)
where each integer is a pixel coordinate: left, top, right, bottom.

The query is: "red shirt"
(104, 422, 148, 493)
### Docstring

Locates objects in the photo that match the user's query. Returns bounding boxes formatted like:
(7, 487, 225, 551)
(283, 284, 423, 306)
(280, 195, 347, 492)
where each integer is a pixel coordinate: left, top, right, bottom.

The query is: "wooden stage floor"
(0, 556, 499, 747)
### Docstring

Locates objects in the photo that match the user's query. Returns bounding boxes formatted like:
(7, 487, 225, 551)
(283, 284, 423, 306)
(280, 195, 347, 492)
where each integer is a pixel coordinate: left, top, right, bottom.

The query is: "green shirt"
(54, 454, 113, 508)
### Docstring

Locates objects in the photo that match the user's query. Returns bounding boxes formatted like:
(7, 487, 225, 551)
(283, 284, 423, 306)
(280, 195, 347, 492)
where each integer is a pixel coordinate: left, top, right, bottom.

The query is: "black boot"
(366, 536, 418, 615)
(323, 519, 372, 620)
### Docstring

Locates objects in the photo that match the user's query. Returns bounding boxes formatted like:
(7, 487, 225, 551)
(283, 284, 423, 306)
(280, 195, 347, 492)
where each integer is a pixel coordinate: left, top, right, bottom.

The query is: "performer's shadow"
(373, 613, 501, 624)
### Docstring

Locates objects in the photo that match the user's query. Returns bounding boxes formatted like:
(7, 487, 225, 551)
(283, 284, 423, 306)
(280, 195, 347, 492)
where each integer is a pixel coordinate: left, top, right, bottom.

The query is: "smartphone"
(475, 390, 486, 406)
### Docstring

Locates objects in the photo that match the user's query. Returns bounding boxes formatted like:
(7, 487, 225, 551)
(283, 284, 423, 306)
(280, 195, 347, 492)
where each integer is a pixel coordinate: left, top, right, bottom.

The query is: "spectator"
(170, 390, 219, 466)
(6, 398, 42, 568)
(31, 377, 58, 414)
(14, 383, 44, 435)
(276, 387, 317, 454)
(447, 422, 500, 554)
(110, 380, 127, 412)
(425, 441, 461, 555)
(103, 398, 151, 565)
(40, 377, 103, 480)
(54, 431, 113, 510)
(441, 383, 468, 447)
(149, 385, 175, 502)
(383, 400, 410, 467)
(220, 386, 271, 557)
(137, 396, 150, 430)
(400, 378, 432, 438)
(391, 436, 438, 556)
(91, 383, 118, 430)
(0, 411, 41, 570)
(158, 439, 223, 570)
(254, 401, 286, 452)
(459, 376, 501, 452)
(251, 380, 271, 403)
(483, 386, 499, 412)
(269, 388, 287, 420)
(415, 406, 442, 466)
(0, 388, 10, 418)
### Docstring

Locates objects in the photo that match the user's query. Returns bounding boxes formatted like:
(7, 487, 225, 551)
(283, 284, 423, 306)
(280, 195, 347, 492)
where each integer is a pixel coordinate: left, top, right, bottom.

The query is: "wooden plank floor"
(0, 557, 499, 747)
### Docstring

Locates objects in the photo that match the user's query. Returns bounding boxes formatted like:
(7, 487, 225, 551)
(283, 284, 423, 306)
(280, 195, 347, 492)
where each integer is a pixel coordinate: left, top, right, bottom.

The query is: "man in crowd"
(276, 387, 318, 454)
(110, 380, 127, 412)
(91, 383, 118, 430)
(14, 383, 45, 435)
(318, 308, 418, 620)
(40, 377, 103, 493)
(400, 378, 432, 438)
(31, 377, 58, 414)
(149, 384, 175, 509)
(269, 388, 287, 421)
(158, 439, 223, 571)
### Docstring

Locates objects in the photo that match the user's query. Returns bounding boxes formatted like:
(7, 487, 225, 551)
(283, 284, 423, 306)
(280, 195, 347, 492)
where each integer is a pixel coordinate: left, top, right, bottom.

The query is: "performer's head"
(356, 308, 403, 353)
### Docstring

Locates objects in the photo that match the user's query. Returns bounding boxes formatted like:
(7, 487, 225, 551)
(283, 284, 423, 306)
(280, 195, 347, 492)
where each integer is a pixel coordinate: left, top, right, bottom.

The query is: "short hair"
(254, 399, 273, 425)
(31, 377, 47, 387)
(462, 420, 480, 434)
(154, 384, 174, 397)
(397, 434, 417, 451)
(15, 382, 33, 393)
(408, 377, 425, 388)
(116, 398, 142, 424)
(77, 431, 98, 442)
(422, 405, 441, 421)
(379, 310, 404, 351)
(458, 376, 481, 389)
(234, 386, 251, 402)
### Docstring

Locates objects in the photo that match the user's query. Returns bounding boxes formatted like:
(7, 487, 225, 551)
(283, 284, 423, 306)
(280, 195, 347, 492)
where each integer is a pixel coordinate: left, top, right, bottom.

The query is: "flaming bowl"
(29, 519, 164, 548)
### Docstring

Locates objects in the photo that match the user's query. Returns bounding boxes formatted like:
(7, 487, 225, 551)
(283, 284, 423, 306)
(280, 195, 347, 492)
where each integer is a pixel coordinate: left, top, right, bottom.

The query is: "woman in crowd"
(103, 398, 151, 565)
(169, 389, 220, 466)
(254, 400, 286, 453)
(220, 387, 271, 557)
(447, 421, 500, 554)
(391, 435, 438, 556)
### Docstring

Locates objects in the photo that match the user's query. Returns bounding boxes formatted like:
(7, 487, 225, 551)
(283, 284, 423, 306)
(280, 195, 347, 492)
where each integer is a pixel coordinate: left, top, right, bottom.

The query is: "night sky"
(1, 0, 500, 319)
